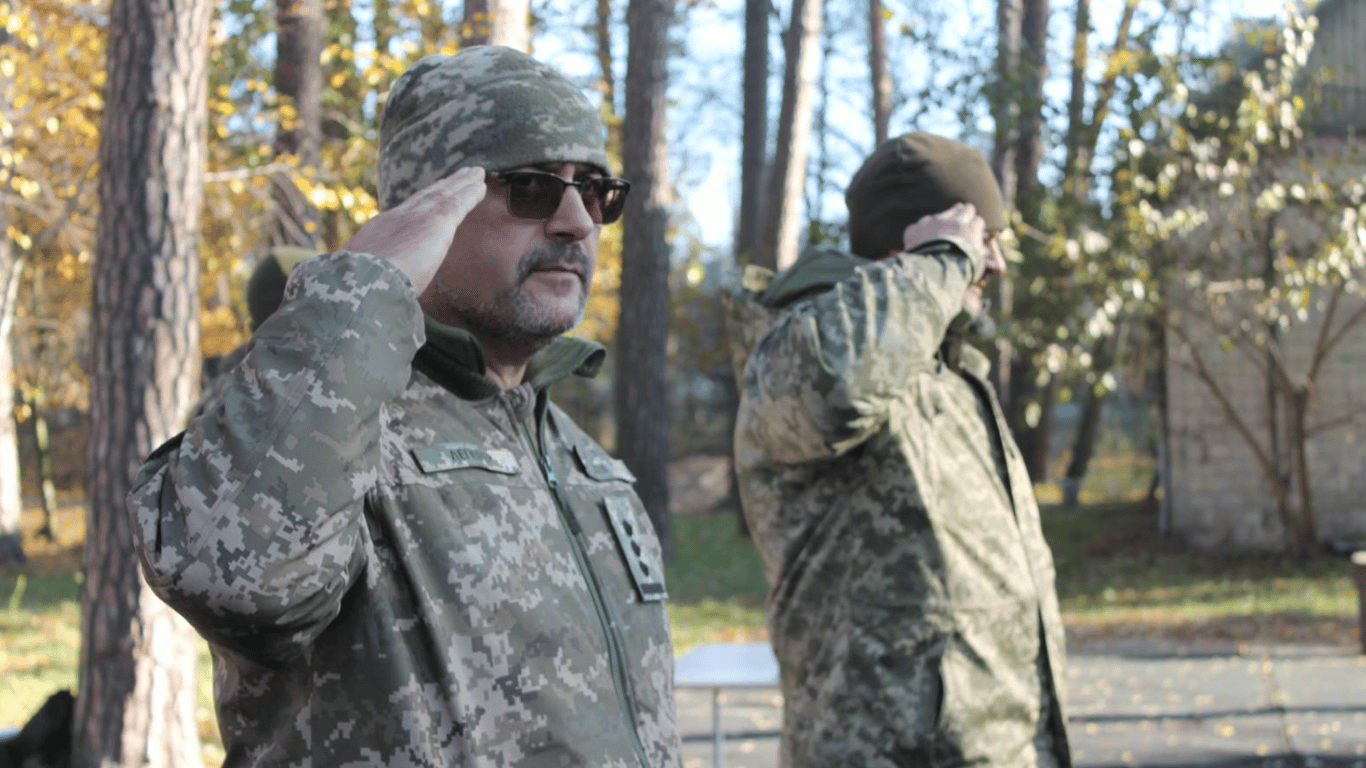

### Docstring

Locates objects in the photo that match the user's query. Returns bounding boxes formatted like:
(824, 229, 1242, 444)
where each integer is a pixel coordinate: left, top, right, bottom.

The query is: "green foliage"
(2, 0, 105, 414)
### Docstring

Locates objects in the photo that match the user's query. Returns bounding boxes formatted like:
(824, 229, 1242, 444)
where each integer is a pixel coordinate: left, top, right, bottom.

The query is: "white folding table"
(673, 641, 780, 768)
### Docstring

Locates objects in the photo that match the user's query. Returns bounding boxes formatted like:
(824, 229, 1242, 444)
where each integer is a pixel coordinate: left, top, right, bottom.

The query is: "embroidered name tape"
(412, 443, 519, 475)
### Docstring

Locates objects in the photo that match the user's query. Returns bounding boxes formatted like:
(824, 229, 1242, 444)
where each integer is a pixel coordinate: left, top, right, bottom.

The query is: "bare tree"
(757, 0, 823, 270)
(74, 0, 212, 760)
(617, 0, 675, 559)
(270, 0, 324, 249)
(461, 0, 530, 50)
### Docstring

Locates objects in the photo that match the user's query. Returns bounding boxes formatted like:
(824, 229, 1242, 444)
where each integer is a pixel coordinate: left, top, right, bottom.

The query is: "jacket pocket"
(935, 600, 1043, 764)
(846, 600, 951, 754)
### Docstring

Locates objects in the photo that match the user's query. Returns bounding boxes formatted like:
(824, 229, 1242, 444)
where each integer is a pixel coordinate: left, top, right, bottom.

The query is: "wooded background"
(2, 0, 1365, 764)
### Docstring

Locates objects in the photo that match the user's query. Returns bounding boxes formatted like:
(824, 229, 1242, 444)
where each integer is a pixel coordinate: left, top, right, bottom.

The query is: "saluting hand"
(342, 167, 487, 296)
(900, 203, 984, 257)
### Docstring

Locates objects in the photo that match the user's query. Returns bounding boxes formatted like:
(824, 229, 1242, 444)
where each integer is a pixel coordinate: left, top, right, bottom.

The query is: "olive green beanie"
(377, 46, 610, 211)
(844, 132, 1006, 259)
(246, 245, 315, 330)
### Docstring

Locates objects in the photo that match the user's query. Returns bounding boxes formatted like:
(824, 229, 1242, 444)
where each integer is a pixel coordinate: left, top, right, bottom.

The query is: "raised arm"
(737, 204, 988, 464)
(127, 169, 486, 660)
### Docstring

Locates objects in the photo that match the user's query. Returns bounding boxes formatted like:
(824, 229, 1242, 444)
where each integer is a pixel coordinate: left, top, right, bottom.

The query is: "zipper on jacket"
(516, 418, 651, 768)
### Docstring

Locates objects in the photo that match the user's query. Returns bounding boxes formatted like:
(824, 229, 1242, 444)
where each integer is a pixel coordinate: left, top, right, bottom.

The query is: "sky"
(531, 0, 1297, 253)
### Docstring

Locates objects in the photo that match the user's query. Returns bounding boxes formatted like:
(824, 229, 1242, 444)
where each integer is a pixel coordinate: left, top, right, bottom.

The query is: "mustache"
(516, 242, 592, 284)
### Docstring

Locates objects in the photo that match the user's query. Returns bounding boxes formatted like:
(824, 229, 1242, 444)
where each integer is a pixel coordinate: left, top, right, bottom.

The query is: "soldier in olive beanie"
(245, 245, 315, 330)
(845, 131, 1007, 259)
(377, 45, 611, 211)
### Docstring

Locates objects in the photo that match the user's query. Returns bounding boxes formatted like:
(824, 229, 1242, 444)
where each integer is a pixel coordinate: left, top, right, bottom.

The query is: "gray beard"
(448, 242, 590, 351)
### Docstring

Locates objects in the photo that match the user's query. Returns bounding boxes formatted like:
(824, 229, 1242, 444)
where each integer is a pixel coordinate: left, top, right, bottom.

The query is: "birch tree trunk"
(0, 28, 25, 566)
(0, 256, 24, 565)
(74, 0, 211, 761)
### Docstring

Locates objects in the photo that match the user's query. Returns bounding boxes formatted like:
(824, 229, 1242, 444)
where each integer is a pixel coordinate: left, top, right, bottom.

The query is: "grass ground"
(2, 480, 1360, 756)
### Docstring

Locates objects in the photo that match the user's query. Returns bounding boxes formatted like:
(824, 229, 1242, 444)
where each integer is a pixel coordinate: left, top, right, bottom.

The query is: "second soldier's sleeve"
(737, 238, 982, 464)
(127, 251, 425, 661)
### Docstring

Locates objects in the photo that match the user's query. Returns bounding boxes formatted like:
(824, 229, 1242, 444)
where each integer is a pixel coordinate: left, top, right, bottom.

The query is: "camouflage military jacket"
(725, 242, 1071, 768)
(128, 252, 681, 768)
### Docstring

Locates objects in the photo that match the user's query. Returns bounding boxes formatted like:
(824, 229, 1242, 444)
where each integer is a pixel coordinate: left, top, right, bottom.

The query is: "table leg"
(712, 687, 724, 768)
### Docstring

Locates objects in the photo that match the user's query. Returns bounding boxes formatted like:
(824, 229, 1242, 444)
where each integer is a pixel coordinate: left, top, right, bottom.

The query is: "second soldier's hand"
(342, 167, 487, 296)
(901, 203, 986, 261)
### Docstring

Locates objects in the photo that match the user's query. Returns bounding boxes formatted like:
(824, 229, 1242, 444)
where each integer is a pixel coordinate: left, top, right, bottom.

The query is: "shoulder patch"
(573, 444, 635, 483)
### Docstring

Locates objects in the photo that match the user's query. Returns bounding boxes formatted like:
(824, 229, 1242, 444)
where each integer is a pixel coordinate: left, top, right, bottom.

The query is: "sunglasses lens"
(497, 172, 631, 224)
(593, 180, 630, 224)
(504, 173, 562, 219)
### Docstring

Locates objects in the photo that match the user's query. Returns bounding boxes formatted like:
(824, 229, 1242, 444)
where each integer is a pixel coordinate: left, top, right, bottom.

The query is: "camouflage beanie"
(246, 245, 315, 330)
(377, 46, 610, 211)
(844, 132, 1006, 259)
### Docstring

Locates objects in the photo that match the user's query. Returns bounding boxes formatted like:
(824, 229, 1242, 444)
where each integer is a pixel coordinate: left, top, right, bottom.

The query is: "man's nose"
(546, 187, 597, 243)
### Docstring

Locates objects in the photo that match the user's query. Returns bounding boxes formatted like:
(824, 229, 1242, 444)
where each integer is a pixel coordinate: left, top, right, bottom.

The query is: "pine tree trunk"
(461, 0, 530, 51)
(758, 0, 823, 270)
(595, 0, 617, 115)
(989, 0, 1022, 407)
(271, 0, 323, 249)
(868, 0, 891, 144)
(727, 0, 770, 538)
(617, 0, 674, 560)
(75, 0, 211, 761)
(735, 0, 768, 264)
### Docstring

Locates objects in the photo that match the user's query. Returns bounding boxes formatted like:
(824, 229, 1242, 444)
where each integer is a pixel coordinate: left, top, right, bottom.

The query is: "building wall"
(1307, 0, 1366, 134)
(1165, 289, 1366, 550)
(1163, 137, 1366, 551)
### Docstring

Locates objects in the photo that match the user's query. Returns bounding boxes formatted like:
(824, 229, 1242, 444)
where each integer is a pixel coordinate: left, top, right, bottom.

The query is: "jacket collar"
(758, 245, 864, 309)
(413, 316, 606, 402)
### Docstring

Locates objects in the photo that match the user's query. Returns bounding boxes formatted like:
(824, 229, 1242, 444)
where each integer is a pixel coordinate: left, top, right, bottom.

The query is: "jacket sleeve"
(127, 251, 425, 661)
(737, 237, 983, 464)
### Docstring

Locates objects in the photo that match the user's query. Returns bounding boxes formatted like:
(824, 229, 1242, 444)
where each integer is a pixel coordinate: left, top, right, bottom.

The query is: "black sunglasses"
(488, 170, 632, 225)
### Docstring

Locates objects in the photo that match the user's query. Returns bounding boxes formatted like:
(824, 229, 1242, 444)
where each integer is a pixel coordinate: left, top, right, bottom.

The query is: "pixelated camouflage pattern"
(725, 241, 1072, 768)
(129, 252, 680, 767)
(378, 47, 611, 211)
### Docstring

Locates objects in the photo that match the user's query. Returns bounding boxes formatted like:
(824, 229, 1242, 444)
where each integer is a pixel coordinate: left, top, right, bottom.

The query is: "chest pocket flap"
(573, 444, 636, 483)
(412, 443, 520, 475)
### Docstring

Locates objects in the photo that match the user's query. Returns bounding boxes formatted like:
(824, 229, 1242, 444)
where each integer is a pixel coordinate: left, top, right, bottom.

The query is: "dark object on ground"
(0, 690, 74, 768)
(1354, 551, 1366, 656)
